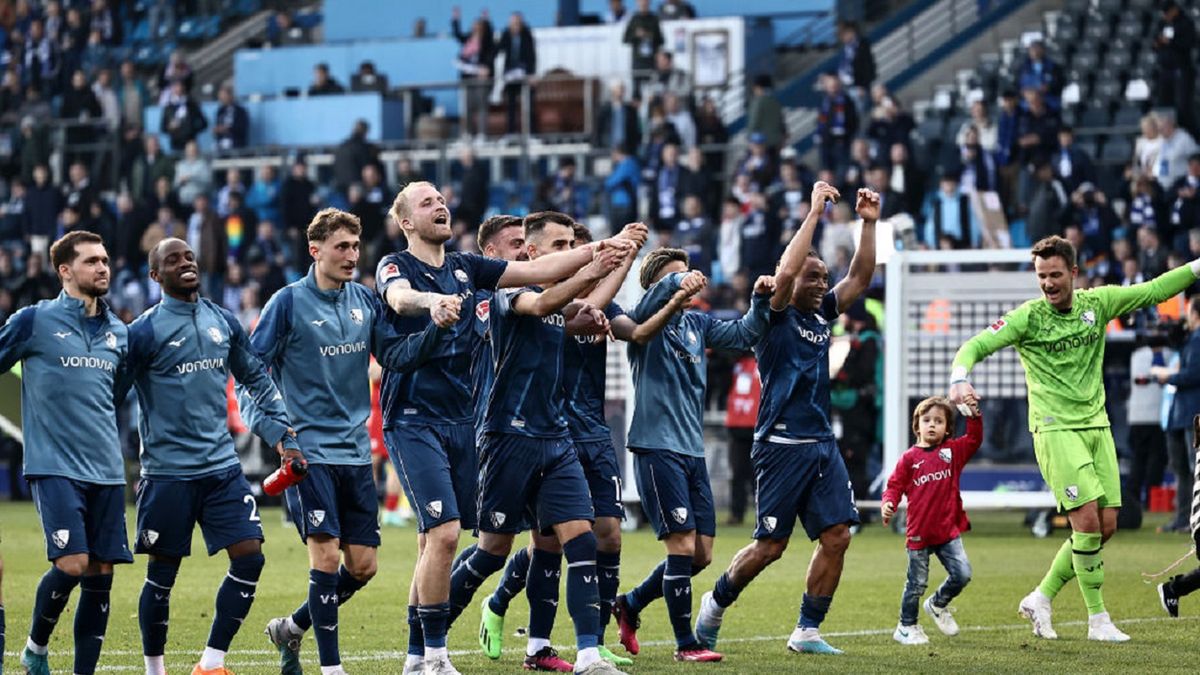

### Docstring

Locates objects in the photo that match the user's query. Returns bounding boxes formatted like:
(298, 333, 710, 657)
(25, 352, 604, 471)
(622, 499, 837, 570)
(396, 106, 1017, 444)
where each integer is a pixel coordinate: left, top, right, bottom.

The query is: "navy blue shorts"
(632, 450, 716, 540)
(286, 463, 380, 547)
(30, 477, 132, 563)
(752, 439, 860, 541)
(385, 421, 478, 533)
(477, 433, 594, 535)
(575, 439, 625, 519)
(134, 465, 264, 558)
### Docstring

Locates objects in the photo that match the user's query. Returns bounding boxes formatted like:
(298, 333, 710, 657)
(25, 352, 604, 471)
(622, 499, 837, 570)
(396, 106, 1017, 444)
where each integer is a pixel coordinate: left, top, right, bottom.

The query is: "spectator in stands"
(596, 79, 641, 151)
(746, 74, 786, 155)
(1023, 161, 1066, 243)
(716, 197, 741, 281)
(279, 158, 318, 257)
(819, 202, 856, 274)
(1016, 88, 1059, 166)
(643, 49, 689, 107)
(80, 29, 112, 77)
(188, 192, 226, 299)
(995, 89, 1021, 166)
(457, 147, 489, 228)
(23, 19, 60, 95)
(246, 164, 282, 228)
(1130, 174, 1161, 231)
(157, 50, 193, 102)
(1168, 154, 1200, 250)
(0, 70, 24, 124)
(1155, 1, 1198, 136)
(117, 58, 147, 129)
(683, 145, 718, 216)
(14, 251, 57, 307)
(147, 174, 183, 222)
(836, 21, 875, 113)
(495, 12, 536, 134)
(641, 102, 677, 178)
(695, 95, 728, 168)
(64, 160, 97, 221)
(650, 142, 690, 233)
(223, 188, 255, 261)
(960, 99, 998, 152)
(221, 261, 246, 313)
(60, 68, 102, 167)
(735, 132, 777, 193)
(43, 0, 64, 44)
(24, 164, 61, 250)
(395, 157, 424, 189)
(1052, 126, 1095, 194)
(815, 71, 857, 175)
(922, 171, 976, 249)
(864, 163, 903, 220)
(1153, 296, 1200, 532)
(358, 163, 389, 243)
(60, 8, 88, 79)
(672, 194, 711, 272)
(1070, 184, 1117, 261)
(1134, 113, 1164, 179)
(333, 119, 376, 192)
(1128, 332, 1171, 507)
(1137, 224, 1170, 280)
(111, 191, 143, 272)
(604, 143, 640, 228)
(866, 93, 915, 155)
(624, 0, 663, 95)
(770, 159, 807, 233)
(663, 91, 695, 149)
(350, 61, 389, 94)
(889, 142, 926, 215)
(214, 84, 249, 151)
(659, 0, 696, 20)
(954, 126, 997, 193)
(147, 0, 176, 41)
(534, 157, 582, 219)
(93, 67, 119, 132)
(89, 0, 120, 45)
(0, 180, 26, 244)
(217, 167, 245, 218)
(309, 62, 346, 96)
(451, 8, 494, 136)
(268, 11, 309, 47)
(1156, 109, 1198, 190)
(605, 0, 628, 24)
(1017, 39, 1063, 109)
(160, 78, 207, 152)
(739, 190, 780, 278)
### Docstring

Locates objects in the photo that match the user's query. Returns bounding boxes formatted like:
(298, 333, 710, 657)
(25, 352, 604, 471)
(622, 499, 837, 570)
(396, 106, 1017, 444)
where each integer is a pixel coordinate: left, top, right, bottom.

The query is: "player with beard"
(0, 232, 131, 675)
(248, 209, 451, 675)
(118, 238, 302, 675)
(376, 183, 633, 675)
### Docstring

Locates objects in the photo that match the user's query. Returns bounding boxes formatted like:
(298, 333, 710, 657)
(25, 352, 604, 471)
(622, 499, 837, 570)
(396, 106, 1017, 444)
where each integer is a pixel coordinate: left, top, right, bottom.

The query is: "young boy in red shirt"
(882, 395, 983, 645)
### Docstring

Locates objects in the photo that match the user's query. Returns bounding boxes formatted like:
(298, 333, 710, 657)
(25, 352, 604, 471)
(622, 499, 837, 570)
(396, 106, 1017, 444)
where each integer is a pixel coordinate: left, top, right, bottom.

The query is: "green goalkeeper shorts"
(1032, 427, 1121, 512)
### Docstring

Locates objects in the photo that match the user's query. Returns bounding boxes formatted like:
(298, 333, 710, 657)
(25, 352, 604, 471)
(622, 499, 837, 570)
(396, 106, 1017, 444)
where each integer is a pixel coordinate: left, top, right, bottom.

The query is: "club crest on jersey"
(208, 326, 223, 344)
(816, 314, 828, 325)
(939, 448, 952, 463)
(687, 330, 697, 345)
(491, 511, 507, 528)
(380, 263, 400, 284)
(988, 318, 1006, 334)
(476, 299, 490, 322)
(308, 510, 326, 527)
(1065, 485, 1079, 502)
(671, 507, 688, 524)
(105, 331, 117, 349)
(454, 269, 469, 283)
(1081, 310, 1096, 326)
(426, 500, 443, 519)
(349, 308, 363, 325)
(762, 516, 777, 533)
(51, 529, 70, 548)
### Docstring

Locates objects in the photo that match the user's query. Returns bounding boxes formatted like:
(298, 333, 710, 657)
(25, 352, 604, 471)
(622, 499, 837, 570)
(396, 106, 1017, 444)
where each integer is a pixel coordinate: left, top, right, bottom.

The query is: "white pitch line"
(23, 613, 1199, 670)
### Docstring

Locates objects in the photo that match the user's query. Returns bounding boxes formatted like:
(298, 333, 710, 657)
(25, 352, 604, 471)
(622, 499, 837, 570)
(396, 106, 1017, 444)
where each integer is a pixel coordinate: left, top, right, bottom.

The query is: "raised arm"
(377, 257, 462, 328)
(612, 273, 708, 344)
(1093, 262, 1198, 321)
(584, 222, 648, 309)
(706, 278, 775, 351)
(773, 182, 837, 311)
(498, 237, 634, 288)
(511, 246, 626, 317)
(832, 188, 880, 312)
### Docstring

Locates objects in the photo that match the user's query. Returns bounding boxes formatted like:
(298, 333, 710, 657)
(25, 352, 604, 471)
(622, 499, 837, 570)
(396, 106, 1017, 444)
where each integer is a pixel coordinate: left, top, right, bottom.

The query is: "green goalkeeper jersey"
(952, 264, 1197, 432)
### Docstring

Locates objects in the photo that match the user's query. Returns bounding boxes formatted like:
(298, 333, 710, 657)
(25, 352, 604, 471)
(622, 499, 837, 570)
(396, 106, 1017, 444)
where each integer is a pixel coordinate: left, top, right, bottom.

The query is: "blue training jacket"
(238, 266, 448, 465)
(119, 294, 299, 478)
(0, 291, 128, 484)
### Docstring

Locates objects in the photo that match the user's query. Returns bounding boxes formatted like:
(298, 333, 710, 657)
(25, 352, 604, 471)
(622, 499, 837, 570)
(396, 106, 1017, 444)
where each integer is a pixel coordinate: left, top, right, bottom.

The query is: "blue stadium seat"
(294, 11, 323, 30)
(1101, 136, 1133, 163)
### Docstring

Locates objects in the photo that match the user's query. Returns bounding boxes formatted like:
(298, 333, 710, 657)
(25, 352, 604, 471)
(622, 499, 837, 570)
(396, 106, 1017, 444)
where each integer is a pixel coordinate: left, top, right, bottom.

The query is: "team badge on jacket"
(939, 447, 952, 464)
(349, 309, 363, 325)
(208, 326, 224, 344)
(105, 331, 117, 349)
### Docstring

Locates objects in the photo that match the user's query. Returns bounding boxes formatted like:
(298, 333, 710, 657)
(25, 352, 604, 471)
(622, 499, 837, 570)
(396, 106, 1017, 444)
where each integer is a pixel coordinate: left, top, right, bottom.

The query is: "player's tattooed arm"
(513, 245, 626, 317)
(383, 279, 462, 328)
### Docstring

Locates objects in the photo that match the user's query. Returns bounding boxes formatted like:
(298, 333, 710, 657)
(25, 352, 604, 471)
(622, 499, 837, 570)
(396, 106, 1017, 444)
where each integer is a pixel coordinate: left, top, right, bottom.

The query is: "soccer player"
(459, 210, 628, 675)
(0, 231, 131, 675)
(948, 235, 1200, 642)
(612, 247, 777, 662)
(376, 182, 633, 675)
(473, 220, 650, 670)
(246, 209, 449, 675)
(692, 183, 878, 656)
(119, 237, 302, 675)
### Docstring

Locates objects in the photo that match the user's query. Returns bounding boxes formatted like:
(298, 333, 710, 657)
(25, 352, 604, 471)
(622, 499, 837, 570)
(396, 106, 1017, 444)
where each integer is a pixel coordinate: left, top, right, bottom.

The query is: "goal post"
(881, 248, 1057, 511)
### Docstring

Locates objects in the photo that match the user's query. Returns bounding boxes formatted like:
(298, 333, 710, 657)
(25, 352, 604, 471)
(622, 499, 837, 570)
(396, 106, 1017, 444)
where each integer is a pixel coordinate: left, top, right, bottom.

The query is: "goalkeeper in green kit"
(948, 235, 1200, 643)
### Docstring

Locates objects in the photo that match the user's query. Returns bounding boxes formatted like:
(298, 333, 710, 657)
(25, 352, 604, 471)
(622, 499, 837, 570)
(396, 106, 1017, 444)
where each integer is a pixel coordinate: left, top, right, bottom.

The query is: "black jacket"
(495, 27, 536, 77)
(214, 103, 249, 150)
(160, 97, 208, 151)
(595, 102, 641, 151)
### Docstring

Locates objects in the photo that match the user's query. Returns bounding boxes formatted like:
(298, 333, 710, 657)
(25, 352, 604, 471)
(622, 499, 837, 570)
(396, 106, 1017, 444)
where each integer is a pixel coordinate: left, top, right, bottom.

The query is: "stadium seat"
(1082, 22, 1111, 44)
(1113, 105, 1144, 127)
(1079, 104, 1112, 129)
(1101, 136, 1134, 163)
(1094, 80, 1124, 104)
(1070, 50, 1100, 73)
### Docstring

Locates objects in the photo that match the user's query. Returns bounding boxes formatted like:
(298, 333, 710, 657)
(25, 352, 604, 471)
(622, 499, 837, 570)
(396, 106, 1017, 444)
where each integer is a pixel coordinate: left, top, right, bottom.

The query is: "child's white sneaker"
(892, 623, 929, 645)
(923, 596, 960, 636)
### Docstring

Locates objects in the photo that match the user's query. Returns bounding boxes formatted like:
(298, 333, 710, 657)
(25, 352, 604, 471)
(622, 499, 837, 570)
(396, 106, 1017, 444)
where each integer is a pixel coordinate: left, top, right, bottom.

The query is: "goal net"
(881, 248, 1056, 509)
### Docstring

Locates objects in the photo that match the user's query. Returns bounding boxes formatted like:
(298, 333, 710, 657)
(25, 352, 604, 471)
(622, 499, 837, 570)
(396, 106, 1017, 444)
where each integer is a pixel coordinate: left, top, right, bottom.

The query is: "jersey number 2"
(244, 494, 261, 522)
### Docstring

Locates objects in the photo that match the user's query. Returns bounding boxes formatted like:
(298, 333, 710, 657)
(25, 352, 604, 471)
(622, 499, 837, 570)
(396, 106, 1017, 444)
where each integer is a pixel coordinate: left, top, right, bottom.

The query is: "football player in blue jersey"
(246, 209, 449, 675)
(693, 183, 880, 656)
(610, 247, 775, 663)
(0, 232, 130, 675)
(375, 183, 634, 675)
(119, 238, 303, 675)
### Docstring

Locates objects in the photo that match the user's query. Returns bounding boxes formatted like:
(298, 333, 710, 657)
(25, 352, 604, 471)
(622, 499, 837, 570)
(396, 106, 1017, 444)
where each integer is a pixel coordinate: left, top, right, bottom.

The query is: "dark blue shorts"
(632, 450, 716, 540)
(575, 439, 625, 519)
(478, 433, 594, 535)
(286, 463, 380, 547)
(752, 439, 860, 541)
(134, 465, 264, 558)
(30, 477, 132, 563)
(385, 421, 478, 533)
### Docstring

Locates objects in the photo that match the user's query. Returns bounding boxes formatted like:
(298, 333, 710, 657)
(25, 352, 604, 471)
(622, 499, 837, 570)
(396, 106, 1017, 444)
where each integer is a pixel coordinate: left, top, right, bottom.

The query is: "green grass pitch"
(0, 502, 1196, 673)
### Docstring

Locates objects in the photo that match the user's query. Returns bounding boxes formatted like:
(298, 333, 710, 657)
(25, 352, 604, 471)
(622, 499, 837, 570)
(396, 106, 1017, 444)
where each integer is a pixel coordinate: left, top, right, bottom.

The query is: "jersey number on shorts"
(244, 494, 261, 522)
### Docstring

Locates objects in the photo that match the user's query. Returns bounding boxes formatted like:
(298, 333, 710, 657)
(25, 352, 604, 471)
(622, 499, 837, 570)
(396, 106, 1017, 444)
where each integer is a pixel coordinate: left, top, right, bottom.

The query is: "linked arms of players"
(611, 270, 709, 344)
(511, 245, 629, 318)
(582, 222, 648, 309)
(498, 236, 636, 289)
(383, 279, 462, 329)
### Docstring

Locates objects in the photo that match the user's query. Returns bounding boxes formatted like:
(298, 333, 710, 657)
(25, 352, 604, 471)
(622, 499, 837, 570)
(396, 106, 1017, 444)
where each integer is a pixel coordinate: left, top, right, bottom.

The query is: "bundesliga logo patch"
(380, 263, 400, 284)
(988, 318, 1006, 334)
(476, 299, 490, 322)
